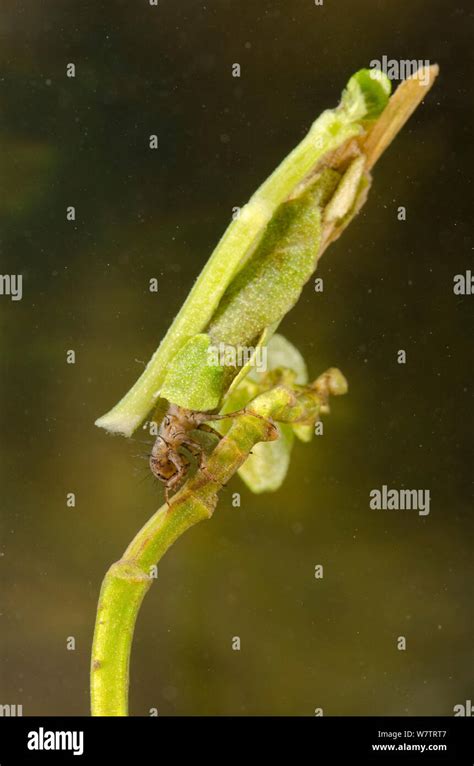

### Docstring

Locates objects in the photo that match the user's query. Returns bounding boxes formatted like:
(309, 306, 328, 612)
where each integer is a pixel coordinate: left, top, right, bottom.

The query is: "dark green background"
(1, 0, 472, 716)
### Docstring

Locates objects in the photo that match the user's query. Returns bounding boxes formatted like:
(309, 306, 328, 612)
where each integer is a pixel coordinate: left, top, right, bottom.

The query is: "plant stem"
(90, 376, 343, 715)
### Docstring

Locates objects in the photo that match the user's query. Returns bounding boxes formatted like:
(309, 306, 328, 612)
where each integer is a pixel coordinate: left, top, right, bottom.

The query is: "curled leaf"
(95, 67, 436, 436)
(208, 171, 339, 348)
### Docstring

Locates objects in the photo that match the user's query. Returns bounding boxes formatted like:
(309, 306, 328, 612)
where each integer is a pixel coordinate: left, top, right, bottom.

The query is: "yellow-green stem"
(90, 380, 338, 715)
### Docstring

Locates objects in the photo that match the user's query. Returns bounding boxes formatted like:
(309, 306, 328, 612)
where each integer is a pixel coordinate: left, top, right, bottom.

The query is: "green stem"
(90, 506, 209, 716)
(90, 375, 344, 715)
(90, 563, 151, 717)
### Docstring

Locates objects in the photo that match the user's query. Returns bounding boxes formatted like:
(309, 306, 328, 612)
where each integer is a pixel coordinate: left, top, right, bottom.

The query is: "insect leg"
(206, 408, 264, 423)
(164, 453, 190, 506)
(197, 422, 223, 440)
(183, 437, 230, 489)
(181, 438, 206, 467)
(206, 409, 278, 439)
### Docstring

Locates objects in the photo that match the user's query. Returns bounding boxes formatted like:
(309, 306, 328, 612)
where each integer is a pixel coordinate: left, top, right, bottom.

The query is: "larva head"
(149, 437, 190, 485)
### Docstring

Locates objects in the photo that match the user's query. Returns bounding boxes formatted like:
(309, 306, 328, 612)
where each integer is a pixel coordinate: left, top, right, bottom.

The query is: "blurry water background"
(1, 0, 472, 715)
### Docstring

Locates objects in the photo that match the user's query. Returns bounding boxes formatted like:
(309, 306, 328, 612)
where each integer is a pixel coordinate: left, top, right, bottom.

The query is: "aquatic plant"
(90, 65, 438, 715)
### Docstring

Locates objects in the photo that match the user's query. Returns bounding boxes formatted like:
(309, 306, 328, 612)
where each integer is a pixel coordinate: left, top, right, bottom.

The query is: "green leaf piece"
(238, 423, 295, 494)
(160, 334, 224, 411)
(249, 332, 308, 385)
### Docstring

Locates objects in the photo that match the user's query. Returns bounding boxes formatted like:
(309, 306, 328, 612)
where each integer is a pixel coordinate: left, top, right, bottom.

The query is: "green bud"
(340, 68, 391, 122)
